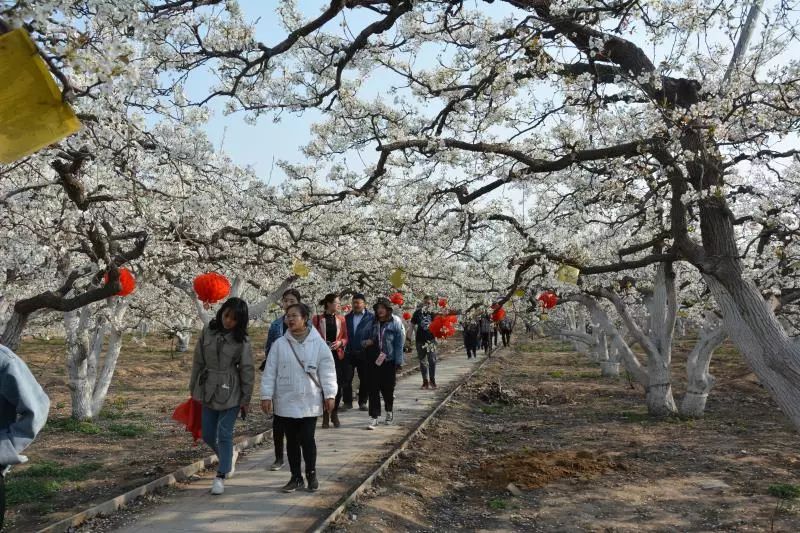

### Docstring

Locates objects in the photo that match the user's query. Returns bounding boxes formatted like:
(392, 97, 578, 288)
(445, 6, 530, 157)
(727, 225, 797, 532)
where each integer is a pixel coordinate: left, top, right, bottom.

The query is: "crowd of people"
(192, 290, 505, 496)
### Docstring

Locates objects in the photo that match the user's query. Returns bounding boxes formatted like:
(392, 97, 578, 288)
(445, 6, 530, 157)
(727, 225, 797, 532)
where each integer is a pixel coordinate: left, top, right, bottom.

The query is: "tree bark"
(680, 316, 726, 417)
(0, 311, 29, 351)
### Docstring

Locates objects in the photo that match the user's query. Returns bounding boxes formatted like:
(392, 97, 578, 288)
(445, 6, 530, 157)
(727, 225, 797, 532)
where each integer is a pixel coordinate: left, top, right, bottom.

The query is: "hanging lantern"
(342, 304, 352, 314)
(429, 314, 457, 339)
(389, 292, 405, 306)
(537, 291, 558, 309)
(514, 289, 526, 298)
(193, 272, 231, 305)
(292, 258, 310, 278)
(491, 307, 506, 322)
(103, 268, 136, 297)
(390, 268, 406, 288)
(403, 311, 412, 321)
(555, 264, 580, 285)
(0, 29, 81, 164)
(438, 298, 448, 308)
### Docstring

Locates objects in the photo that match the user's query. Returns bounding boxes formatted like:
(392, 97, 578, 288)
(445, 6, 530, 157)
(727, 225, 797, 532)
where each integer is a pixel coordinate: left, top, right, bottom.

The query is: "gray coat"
(190, 327, 254, 411)
(0, 344, 50, 467)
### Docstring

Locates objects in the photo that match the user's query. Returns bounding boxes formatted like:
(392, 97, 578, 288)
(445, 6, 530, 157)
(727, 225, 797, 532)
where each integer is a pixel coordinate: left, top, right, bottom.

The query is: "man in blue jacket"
(0, 344, 50, 530)
(344, 293, 375, 411)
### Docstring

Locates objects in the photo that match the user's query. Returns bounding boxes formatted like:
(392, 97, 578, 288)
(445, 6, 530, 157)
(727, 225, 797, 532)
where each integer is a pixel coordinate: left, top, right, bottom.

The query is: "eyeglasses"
(285, 314, 303, 319)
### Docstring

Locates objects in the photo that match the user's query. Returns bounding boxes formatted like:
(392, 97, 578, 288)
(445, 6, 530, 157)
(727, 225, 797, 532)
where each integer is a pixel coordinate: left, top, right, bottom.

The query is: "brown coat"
(189, 327, 254, 411)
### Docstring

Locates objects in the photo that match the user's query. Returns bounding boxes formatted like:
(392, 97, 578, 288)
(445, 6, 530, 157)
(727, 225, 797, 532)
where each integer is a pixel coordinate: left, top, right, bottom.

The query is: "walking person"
(492, 320, 500, 348)
(345, 293, 375, 411)
(312, 293, 348, 428)
(261, 304, 337, 493)
(478, 312, 493, 355)
(410, 296, 438, 389)
(500, 316, 513, 347)
(0, 344, 50, 530)
(363, 298, 405, 429)
(462, 317, 480, 359)
(189, 297, 254, 495)
(260, 288, 303, 471)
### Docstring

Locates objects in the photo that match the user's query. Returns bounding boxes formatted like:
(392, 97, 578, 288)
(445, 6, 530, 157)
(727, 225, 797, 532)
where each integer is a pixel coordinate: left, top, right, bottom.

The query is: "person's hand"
(240, 404, 250, 415)
(330, 340, 341, 350)
(362, 339, 374, 348)
(324, 398, 335, 413)
(261, 399, 272, 414)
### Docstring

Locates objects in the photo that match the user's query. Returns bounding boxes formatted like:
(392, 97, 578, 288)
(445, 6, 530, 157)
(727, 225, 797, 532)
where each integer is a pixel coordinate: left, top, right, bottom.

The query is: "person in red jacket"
(312, 293, 349, 428)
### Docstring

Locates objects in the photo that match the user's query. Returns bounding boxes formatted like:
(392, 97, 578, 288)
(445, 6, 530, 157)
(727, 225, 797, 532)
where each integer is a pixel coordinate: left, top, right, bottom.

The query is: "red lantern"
(193, 272, 231, 304)
(537, 291, 558, 309)
(389, 292, 405, 306)
(403, 311, 412, 321)
(429, 314, 457, 339)
(491, 307, 506, 322)
(342, 304, 352, 314)
(103, 267, 136, 297)
(438, 298, 448, 308)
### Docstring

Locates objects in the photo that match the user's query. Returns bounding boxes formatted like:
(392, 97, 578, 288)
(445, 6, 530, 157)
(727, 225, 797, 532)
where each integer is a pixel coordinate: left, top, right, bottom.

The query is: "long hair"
(209, 297, 249, 343)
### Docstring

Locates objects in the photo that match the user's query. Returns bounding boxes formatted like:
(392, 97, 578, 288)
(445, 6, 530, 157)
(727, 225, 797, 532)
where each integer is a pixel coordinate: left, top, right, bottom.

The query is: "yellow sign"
(390, 268, 406, 288)
(292, 259, 310, 278)
(555, 264, 580, 285)
(0, 29, 81, 163)
(514, 289, 525, 297)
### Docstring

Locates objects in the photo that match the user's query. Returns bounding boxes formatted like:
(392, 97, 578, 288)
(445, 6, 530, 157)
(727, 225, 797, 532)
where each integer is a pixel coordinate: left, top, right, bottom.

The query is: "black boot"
(306, 470, 319, 492)
(331, 411, 340, 428)
(322, 411, 330, 429)
(282, 475, 305, 493)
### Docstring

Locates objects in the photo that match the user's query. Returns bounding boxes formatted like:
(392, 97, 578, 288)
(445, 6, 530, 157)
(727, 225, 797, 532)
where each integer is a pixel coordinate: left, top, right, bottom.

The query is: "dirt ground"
(331, 337, 800, 532)
(8, 327, 270, 532)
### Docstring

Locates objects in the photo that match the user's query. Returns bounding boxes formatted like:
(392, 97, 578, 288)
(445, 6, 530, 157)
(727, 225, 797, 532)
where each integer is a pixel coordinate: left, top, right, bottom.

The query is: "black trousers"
(356, 360, 369, 406)
(367, 361, 396, 418)
(283, 416, 318, 477)
(273, 415, 285, 460)
(335, 358, 354, 410)
(501, 330, 511, 346)
(480, 333, 491, 353)
(492, 330, 499, 346)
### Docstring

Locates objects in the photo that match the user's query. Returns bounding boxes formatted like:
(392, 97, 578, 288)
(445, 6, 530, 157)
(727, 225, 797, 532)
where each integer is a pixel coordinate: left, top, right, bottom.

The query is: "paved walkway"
(114, 350, 486, 533)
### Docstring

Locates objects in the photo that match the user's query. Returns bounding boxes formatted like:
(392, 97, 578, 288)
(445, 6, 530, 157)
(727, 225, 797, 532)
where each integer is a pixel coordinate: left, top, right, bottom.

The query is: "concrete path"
(114, 351, 486, 533)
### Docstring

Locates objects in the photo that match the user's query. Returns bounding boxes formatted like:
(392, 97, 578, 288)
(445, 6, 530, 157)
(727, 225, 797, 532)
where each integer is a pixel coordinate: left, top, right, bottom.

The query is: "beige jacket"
(190, 327, 254, 411)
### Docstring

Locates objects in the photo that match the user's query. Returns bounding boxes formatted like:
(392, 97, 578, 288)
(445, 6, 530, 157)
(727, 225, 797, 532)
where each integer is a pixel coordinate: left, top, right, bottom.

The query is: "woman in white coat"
(261, 303, 337, 493)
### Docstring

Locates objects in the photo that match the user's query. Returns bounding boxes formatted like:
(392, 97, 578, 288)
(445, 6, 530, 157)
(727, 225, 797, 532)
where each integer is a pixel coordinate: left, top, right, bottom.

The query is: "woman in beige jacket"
(190, 297, 254, 495)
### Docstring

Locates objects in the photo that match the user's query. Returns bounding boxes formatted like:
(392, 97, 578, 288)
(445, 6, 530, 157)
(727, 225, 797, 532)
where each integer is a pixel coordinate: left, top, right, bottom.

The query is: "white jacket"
(260, 327, 338, 419)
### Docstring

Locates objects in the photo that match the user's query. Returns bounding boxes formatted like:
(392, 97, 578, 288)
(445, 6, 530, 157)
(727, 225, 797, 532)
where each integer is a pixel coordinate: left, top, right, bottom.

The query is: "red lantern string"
(402, 311, 412, 321)
(438, 298, 448, 308)
(537, 291, 558, 309)
(491, 307, 506, 322)
(103, 267, 136, 297)
(429, 314, 457, 339)
(193, 272, 231, 305)
(389, 292, 405, 306)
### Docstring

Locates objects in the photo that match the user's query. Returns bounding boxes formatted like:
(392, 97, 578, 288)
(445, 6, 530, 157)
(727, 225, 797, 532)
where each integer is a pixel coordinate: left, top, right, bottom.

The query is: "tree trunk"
(65, 307, 94, 421)
(175, 331, 192, 352)
(0, 311, 29, 351)
(90, 300, 128, 416)
(644, 263, 678, 416)
(680, 316, 726, 417)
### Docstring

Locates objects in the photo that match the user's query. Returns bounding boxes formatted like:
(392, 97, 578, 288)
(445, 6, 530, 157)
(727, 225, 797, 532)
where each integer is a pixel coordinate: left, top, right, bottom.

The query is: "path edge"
(309, 348, 500, 533)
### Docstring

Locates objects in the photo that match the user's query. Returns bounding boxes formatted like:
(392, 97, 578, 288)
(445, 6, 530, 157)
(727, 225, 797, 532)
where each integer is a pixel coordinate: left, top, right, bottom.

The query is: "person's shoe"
(430, 380, 438, 389)
(421, 380, 429, 390)
(384, 411, 394, 425)
(282, 476, 305, 493)
(331, 411, 341, 428)
(269, 458, 284, 471)
(211, 477, 225, 495)
(322, 411, 330, 429)
(306, 471, 319, 492)
(367, 417, 379, 430)
(341, 402, 353, 411)
(358, 403, 368, 411)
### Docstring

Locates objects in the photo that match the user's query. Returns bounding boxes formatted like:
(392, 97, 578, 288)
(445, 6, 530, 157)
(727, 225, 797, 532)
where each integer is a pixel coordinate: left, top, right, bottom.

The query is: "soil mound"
(478, 449, 618, 489)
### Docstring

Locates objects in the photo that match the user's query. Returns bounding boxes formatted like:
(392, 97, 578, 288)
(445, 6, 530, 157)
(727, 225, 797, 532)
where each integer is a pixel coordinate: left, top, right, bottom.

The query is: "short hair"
(351, 292, 366, 302)
(286, 303, 310, 319)
(319, 292, 339, 307)
(282, 288, 301, 301)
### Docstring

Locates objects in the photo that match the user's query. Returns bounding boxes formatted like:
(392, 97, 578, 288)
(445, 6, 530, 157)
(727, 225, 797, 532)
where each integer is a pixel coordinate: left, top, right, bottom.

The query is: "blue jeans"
(202, 405, 239, 476)
(416, 341, 437, 382)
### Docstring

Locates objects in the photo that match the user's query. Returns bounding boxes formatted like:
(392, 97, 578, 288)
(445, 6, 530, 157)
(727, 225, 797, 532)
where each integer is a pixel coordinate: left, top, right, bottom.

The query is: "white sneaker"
(384, 412, 394, 425)
(229, 449, 239, 478)
(367, 417, 379, 430)
(211, 477, 224, 495)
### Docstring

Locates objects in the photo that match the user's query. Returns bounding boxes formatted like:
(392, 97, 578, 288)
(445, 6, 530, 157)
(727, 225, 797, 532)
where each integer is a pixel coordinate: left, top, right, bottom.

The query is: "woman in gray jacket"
(261, 303, 337, 493)
(189, 297, 254, 496)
